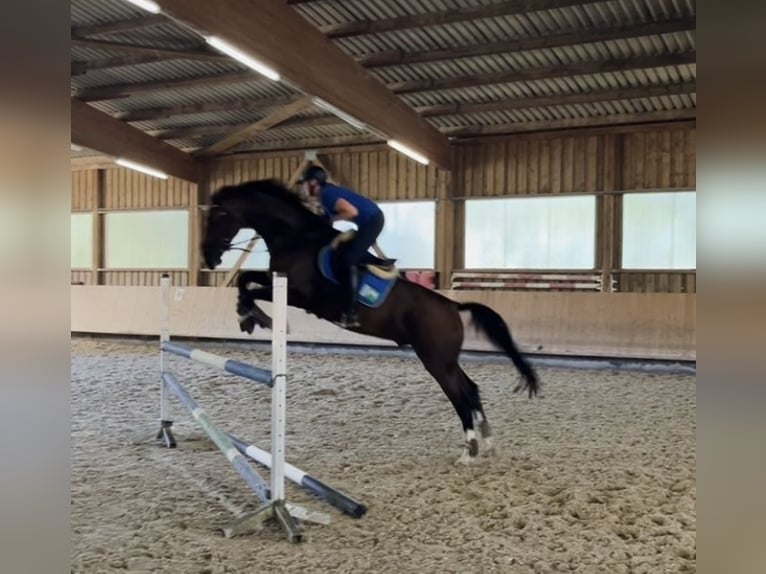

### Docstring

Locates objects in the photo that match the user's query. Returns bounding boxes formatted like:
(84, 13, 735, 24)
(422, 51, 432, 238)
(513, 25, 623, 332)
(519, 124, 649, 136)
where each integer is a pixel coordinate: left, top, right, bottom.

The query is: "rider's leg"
(338, 212, 384, 327)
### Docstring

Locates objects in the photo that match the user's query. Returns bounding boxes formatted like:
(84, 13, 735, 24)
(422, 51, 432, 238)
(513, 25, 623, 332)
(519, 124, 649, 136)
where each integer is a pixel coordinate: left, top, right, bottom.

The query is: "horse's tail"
(457, 302, 540, 398)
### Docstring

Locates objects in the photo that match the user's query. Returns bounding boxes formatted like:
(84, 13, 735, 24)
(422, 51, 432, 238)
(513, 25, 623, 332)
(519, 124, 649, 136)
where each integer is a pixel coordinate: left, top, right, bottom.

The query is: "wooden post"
(188, 165, 206, 287)
(435, 169, 455, 289)
(92, 169, 105, 285)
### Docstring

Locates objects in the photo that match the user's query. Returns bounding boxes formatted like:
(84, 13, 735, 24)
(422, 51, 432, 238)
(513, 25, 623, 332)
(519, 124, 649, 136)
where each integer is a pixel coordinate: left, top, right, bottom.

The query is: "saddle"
(330, 231, 398, 279)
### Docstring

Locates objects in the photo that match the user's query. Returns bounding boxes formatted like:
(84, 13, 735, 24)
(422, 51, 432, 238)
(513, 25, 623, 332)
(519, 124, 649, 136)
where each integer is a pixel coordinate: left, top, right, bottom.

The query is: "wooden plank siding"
(103, 168, 194, 210)
(70, 123, 695, 292)
(450, 124, 696, 292)
(71, 170, 97, 211)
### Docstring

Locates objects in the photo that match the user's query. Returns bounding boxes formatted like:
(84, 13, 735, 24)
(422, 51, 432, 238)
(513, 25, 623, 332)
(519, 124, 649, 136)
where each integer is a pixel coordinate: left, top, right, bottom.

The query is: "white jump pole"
(270, 272, 288, 505)
(158, 273, 175, 447)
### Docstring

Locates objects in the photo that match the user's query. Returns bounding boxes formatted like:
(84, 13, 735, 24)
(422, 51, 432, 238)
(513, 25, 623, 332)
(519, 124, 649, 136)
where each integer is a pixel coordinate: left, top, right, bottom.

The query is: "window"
(217, 229, 270, 270)
(622, 192, 696, 269)
(105, 210, 189, 269)
(465, 196, 596, 269)
(71, 213, 93, 268)
(378, 201, 435, 268)
(333, 201, 436, 269)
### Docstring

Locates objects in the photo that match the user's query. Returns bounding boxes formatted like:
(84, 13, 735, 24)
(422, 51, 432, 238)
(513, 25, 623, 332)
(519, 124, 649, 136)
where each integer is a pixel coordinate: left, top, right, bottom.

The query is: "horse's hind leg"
(418, 355, 486, 465)
(460, 367, 496, 458)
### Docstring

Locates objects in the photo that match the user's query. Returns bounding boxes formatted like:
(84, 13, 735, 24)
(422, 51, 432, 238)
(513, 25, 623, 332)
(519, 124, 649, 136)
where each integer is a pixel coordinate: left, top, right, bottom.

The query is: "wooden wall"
(71, 167, 198, 286)
(71, 285, 696, 361)
(71, 122, 695, 293)
(208, 148, 441, 201)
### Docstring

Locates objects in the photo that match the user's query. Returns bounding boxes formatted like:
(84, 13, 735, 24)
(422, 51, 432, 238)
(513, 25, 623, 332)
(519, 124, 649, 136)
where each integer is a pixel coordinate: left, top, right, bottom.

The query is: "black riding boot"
(341, 266, 361, 328)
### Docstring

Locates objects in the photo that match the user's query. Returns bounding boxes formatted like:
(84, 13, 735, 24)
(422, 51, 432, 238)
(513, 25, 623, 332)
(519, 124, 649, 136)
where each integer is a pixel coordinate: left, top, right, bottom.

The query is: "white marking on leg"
(456, 429, 479, 465)
(246, 282, 258, 290)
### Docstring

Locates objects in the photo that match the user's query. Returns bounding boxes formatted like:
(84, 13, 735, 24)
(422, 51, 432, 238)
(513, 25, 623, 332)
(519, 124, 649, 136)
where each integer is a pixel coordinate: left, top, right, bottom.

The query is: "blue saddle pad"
(318, 246, 397, 308)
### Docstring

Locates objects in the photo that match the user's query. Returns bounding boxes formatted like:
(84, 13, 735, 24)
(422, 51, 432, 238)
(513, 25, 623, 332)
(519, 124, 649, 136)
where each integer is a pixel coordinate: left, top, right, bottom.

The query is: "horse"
(201, 178, 539, 464)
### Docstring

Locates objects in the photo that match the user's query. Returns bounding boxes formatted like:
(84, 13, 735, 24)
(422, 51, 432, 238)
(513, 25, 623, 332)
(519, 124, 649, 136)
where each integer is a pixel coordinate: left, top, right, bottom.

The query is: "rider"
(299, 165, 384, 328)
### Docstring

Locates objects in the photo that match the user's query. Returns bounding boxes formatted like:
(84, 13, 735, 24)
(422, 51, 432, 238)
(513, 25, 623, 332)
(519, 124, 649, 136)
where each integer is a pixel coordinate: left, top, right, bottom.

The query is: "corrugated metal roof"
(85, 79, 299, 112)
(71, 0, 696, 157)
(71, 59, 247, 90)
(71, 0, 146, 27)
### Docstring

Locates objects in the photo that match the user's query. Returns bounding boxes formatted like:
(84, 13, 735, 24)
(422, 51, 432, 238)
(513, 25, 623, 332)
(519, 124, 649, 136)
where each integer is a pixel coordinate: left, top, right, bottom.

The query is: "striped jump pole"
(162, 371, 270, 503)
(160, 341, 272, 387)
(227, 433, 367, 519)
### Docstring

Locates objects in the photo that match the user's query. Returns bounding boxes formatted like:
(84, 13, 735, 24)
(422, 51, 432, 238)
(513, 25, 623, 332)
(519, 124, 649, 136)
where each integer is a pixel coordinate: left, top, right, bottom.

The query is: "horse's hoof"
(455, 450, 480, 466)
(238, 315, 256, 335)
(455, 437, 480, 465)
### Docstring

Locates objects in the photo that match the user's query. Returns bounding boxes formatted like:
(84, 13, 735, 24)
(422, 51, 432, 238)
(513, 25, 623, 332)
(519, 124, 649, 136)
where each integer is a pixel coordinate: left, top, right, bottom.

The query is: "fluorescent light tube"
(124, 0, 161, 14)
(312, 98, 366, 131)
(205, 36, 280, 82)
(387, 140, 429, 165)
(116, 158, 168, 180)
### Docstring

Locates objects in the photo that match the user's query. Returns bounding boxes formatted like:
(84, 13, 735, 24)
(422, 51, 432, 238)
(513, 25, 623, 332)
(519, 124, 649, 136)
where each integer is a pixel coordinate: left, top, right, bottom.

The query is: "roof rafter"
(116, 94, 299, 122)
(388, 52, 696, 93)
(71, 15, 167, 37)
(321, 0, 603, 39)
(197, 96, 314, 156)
(359, 17, 696, 67)
(71, 37, 229, 63)
(442, 109, 696, 137)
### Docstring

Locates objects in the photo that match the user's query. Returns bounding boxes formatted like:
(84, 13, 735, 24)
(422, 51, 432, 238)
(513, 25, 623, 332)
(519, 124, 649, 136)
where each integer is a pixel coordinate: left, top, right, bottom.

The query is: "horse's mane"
(210, 178, 337, 236)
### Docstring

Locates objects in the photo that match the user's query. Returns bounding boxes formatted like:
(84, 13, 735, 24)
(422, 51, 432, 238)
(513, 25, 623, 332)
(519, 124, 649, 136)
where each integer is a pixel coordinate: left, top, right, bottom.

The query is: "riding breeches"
(341, 211, 384, 266)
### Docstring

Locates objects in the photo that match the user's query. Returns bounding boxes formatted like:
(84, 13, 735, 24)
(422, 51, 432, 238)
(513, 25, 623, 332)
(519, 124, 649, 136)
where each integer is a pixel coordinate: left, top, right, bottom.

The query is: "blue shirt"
(319, 183, 381, 225)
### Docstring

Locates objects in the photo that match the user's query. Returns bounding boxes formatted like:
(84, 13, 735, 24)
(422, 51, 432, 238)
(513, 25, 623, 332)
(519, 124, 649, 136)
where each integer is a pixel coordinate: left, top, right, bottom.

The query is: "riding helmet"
(300, 165, 328, 185)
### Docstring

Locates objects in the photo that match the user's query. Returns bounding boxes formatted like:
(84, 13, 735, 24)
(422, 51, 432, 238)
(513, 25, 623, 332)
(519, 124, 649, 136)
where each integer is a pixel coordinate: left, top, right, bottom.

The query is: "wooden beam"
(71, 54, 171, 75)
(359, 18, 696, 67)
(149, 124, 242, 140)
(154, 0, 452, 170)
(71, 99, 200, 183)
(321, 0, 601, 39)
(75, 71, 257, 102)
(117, 94, 297, 122)
(388, 52, 697, 94)
(72, 15, 167, 37)
(417, 82, 697, 117)
(215, 134, 384, 154)
(199, 97, 314, 156)
(71, 37, 229, 63)
(199, 113, 696, 154)
(442, 110, 697, 138)
(158, 82, 695, 140)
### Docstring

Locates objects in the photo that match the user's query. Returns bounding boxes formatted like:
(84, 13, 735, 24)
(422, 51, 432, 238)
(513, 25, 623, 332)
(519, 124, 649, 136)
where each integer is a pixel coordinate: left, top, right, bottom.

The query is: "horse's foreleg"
(237, 284, 273, 334)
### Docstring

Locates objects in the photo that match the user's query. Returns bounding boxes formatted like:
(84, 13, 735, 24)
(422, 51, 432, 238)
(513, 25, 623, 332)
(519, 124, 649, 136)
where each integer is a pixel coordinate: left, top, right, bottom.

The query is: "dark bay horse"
(202, 179, 539, 464)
